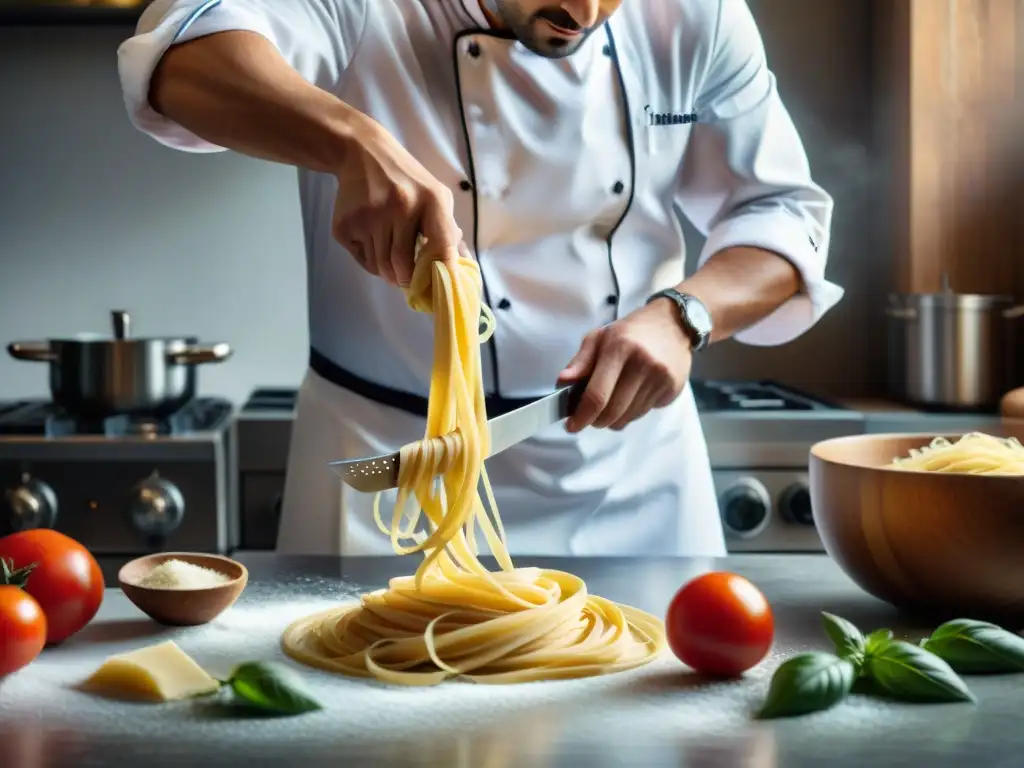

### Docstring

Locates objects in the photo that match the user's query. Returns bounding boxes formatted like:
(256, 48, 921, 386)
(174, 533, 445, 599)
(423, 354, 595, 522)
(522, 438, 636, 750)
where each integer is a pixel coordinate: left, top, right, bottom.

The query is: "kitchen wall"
(0, 1, 884, 404)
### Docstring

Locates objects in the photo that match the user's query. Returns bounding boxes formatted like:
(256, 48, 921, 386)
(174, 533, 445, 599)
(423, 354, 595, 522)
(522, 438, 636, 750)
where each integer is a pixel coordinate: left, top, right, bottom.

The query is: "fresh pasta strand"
(890, 432, 1024, 476)
(282, 236, 667, 685)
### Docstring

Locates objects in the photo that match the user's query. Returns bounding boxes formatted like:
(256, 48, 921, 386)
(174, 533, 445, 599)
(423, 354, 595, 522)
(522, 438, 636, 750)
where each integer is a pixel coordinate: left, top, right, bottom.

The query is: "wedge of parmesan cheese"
(81, 640, 220, 702)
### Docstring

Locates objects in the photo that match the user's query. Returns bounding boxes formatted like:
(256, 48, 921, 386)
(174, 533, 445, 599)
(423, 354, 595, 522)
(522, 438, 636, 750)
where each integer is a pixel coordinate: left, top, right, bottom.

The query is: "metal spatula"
(327, 380, 588, 493)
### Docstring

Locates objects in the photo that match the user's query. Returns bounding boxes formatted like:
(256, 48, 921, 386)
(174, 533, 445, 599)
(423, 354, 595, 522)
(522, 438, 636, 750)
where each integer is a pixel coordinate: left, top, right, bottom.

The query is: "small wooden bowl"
(810, 431, 1024, 621)
(118, 552, 248, 626)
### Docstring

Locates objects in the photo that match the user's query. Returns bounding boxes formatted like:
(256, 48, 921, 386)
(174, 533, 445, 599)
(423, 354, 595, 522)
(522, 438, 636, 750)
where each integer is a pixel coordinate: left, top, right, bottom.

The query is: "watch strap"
(647, 288, 711, 352)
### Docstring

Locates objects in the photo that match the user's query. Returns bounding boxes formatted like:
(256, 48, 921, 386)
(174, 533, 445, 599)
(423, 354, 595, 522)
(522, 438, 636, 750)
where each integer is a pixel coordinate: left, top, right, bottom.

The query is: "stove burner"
(692, 380, 843, 413)
(0, 398, 234, 437)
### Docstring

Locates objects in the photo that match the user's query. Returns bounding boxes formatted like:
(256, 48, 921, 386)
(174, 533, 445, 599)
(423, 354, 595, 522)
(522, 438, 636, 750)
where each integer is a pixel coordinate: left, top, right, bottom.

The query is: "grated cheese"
(137, 559, 231, 590)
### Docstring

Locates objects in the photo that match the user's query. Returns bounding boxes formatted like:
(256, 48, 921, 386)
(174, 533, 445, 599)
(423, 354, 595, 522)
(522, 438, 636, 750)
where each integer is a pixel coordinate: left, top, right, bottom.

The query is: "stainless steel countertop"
(1, 553, 1020, 767)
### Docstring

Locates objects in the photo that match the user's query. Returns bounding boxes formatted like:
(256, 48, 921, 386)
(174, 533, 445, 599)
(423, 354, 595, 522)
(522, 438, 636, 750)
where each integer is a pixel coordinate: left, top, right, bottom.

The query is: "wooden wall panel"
(875, 0, 1024, 297)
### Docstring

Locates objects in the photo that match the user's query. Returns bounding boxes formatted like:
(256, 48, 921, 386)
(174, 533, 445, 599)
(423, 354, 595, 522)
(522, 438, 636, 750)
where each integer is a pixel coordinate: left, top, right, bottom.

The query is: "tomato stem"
(0, 557, 37, 589)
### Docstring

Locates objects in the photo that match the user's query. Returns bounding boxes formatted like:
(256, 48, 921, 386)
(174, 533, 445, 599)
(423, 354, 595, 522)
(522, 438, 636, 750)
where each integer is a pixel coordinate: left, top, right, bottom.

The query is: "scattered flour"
(0, 580, 938, 764)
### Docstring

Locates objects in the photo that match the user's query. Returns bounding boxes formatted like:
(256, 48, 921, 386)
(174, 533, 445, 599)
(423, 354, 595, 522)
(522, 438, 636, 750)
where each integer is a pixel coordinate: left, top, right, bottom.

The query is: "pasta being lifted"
(890, 433, 1024, 476)
(281, 238, 666, 685)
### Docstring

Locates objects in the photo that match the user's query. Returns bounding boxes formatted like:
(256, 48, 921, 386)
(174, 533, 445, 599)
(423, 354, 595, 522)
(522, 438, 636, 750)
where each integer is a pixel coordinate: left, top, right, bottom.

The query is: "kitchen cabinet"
(873, 0, 1024, 296)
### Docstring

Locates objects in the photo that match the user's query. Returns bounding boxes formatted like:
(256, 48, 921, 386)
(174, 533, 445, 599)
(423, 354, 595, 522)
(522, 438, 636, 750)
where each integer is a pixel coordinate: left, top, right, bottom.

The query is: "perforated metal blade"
(327, 381, 586, 493)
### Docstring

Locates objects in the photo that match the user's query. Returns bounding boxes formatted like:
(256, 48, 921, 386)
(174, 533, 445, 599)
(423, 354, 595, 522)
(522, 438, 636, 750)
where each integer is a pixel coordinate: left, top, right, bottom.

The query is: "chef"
(118, 0, 843, 557)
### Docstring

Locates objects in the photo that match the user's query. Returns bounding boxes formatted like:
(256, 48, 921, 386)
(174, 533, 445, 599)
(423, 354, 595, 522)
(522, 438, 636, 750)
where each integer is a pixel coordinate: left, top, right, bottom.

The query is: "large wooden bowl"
(810, 426, 1024, 621)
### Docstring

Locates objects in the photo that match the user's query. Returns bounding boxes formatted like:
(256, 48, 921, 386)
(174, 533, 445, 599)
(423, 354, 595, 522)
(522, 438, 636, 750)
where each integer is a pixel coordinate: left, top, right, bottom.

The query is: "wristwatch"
(646, 288, 712, 352)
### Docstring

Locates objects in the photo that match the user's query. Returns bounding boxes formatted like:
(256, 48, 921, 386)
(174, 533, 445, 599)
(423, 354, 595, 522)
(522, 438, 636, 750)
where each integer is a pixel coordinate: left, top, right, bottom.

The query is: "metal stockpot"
(7, 310, 232, 417)
(886, 291, 1024, 410)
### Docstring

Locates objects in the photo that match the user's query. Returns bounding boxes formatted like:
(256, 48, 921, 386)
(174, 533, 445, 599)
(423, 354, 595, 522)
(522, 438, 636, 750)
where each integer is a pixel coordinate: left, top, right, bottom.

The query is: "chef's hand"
(557, 300, 693, 432)
(332, 117, 463, 287)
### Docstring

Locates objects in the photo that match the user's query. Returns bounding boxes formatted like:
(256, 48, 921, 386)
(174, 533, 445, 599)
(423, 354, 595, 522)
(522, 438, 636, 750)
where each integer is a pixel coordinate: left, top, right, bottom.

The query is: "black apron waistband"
(309, 347, 542, 418)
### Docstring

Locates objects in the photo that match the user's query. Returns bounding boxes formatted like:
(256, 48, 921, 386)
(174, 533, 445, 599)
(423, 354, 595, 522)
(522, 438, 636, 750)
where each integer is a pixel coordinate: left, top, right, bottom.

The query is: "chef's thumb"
(420, 193, 462, 263)
(558, 332, 600, 383)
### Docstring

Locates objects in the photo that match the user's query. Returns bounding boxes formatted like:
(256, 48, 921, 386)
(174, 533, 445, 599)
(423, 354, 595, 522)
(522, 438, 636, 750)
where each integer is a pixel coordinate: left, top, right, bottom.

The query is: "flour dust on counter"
(1, 555, 1021, 767)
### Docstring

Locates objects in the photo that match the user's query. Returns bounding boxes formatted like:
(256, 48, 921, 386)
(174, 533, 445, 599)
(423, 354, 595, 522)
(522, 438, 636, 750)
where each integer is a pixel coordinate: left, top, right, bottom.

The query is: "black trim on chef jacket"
(309, 23, 638, 419)
(451, 26, 515, 397)
(449, 23, 637, 389)
(602, 24, 635, 322)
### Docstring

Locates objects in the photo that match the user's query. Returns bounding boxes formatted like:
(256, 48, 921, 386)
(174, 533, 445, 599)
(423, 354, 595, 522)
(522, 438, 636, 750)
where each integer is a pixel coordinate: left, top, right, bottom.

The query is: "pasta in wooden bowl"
(809, 429, 1024, 621)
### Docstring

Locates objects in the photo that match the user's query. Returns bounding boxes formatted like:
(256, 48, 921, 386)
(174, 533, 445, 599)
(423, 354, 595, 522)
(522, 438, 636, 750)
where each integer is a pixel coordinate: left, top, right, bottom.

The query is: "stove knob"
(4, 478, 58, 531)
(128, 476, 185, 537)
(780, 482, 814, 526)
(719, 478, 771, 538)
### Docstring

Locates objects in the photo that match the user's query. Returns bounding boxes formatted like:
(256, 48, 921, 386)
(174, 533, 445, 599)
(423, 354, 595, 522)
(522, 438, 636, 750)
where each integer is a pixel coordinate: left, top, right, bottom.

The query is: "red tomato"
(0, 531, 104, 645)
(665, 571, 774, 677)
(0, 585, 47, 677)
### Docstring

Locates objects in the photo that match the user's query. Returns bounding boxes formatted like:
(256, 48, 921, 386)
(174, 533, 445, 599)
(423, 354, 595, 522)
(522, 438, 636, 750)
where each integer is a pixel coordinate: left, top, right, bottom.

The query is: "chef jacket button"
(606, 295, 618, 306)
(497, 298, 512, 310)
(612, 180, 625, 195)
(602, 44, 611, 57)
(468, 41, 481, 58)
(459, 180, 473, 192)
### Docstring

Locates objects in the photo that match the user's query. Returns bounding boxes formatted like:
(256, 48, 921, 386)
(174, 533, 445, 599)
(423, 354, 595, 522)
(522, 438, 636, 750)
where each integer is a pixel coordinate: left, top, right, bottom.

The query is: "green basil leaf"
(228, 662, 322, 716)
(757, 652, 856, 719)
(868, 641, 975, 703)
(865, 629, 894, 656)
(922, 619, 1024, 674)
(821, 612, 866, 662)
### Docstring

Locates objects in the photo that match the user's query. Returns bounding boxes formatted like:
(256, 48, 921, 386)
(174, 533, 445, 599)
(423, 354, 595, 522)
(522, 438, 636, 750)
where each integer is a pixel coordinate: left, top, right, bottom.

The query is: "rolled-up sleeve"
(116, 0, 367, 153)
(676, 0, 843, 346)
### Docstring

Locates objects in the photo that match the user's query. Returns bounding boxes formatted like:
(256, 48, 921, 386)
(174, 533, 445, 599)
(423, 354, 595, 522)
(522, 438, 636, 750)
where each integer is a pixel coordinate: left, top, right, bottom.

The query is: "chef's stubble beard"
(485, 0, 603, 59)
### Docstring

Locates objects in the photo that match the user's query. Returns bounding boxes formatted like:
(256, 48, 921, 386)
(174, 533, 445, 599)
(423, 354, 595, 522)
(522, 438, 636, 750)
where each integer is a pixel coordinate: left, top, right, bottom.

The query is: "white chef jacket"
(118, 0, 843, 557)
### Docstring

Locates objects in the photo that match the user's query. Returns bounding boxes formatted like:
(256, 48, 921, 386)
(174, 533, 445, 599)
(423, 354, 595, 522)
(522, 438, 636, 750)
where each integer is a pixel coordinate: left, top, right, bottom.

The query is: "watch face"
(683, 297, 712, 335)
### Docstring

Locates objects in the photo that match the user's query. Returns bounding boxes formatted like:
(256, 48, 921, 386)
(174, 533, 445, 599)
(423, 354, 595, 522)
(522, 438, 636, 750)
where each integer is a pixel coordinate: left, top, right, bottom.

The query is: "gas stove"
(693, 380, 864, 553)
(0, 398, 237, 582)
(235, 381, 865, 555)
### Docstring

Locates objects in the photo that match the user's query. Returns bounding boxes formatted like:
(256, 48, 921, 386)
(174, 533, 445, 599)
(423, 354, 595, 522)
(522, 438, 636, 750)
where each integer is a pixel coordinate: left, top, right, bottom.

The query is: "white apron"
(277, 368, 723, 556)
(117, 0, 842, 557)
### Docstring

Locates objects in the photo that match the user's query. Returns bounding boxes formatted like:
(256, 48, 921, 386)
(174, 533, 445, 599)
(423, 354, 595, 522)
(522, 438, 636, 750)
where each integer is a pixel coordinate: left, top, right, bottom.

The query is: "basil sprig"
(821, 612, 864, 663)
(758, 652, 856, 719)
(757, 612, 1024, 719)
(223, 662, 322, 716)
(868, 641, 975, 703)
(922, 619, 1024, 674)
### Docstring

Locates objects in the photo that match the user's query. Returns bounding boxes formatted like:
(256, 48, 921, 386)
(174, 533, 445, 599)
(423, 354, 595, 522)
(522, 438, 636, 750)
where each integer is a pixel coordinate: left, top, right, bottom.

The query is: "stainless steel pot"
(7, 310, 232, 417)
(886, 291, 1024, 410)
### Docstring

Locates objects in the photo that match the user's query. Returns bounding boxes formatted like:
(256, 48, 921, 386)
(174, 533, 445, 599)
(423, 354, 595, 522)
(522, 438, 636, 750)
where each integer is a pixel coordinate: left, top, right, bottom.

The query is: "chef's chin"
(516, 24, 594, 59)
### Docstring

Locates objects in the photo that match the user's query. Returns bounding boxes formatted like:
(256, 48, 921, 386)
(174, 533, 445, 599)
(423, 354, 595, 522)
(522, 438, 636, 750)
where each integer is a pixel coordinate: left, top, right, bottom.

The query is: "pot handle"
(167, 343, 232, 366)
(1003, 305, 1024, 319)
(885, 307, 917, 320)
(7, 342, 57, 363)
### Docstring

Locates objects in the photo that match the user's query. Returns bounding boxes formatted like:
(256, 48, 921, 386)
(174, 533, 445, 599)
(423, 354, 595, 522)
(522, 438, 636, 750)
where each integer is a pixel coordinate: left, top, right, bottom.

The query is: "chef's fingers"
(608, 380, 655, 431)
(558, 330, 602, 384)
(391, 218, 420, 288)
(654, 385, 683, 409)
(373, 227, 398, 285)
(344, 238, 377, 276)
(594, 361, 646, 429)
(610, 382, 664, 431)
(567, 338, 627, 433)
(419, 186, 462, 263)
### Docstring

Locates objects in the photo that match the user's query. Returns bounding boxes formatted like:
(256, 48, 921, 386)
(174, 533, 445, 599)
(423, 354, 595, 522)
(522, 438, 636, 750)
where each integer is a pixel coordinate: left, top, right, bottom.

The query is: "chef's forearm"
(149, 30, 366, 173)
(675, 246, 801, 343)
